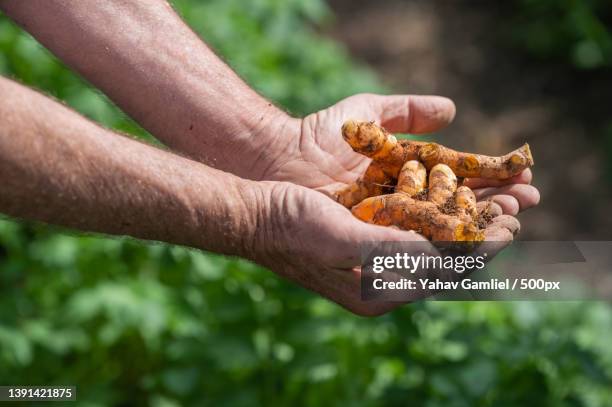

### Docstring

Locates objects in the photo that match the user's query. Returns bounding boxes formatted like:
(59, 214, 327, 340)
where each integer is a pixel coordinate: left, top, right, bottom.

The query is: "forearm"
(0, 76, 263, 257)
(0, 0, 294, 179)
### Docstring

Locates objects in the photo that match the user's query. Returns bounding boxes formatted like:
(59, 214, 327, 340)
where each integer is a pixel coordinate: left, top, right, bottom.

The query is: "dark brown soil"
(413, 189, 429, 201)
(439, 196, 458, 216)
(477, 200, 495, 230)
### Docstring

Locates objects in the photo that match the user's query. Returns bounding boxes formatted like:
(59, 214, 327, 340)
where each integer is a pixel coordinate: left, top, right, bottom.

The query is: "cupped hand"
(264, 93, 539, 215)
(255, 94, 539, 315)
(253, 181, 521, 316)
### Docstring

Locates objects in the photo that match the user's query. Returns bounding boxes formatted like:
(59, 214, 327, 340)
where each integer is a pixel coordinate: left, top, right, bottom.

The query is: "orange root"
(455, 185, 478, 222)
(396, 160, 427, 196)
(427, 164, 457, 206)
(336, 162, 393, 208)
(351, 194, 483, 242)
(341, 120, 424, 176)
(418, 142, 533, 179)
(341, 119, 533, 180)
(338, 119, 530, 242)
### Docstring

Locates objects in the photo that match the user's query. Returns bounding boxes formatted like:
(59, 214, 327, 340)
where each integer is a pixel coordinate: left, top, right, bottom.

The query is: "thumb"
(332, 214, 440, 269)
(371, 94, 456, 134)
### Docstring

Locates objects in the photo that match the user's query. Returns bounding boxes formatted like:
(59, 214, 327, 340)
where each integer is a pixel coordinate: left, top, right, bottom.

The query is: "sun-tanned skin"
(0, 0, 540, 315)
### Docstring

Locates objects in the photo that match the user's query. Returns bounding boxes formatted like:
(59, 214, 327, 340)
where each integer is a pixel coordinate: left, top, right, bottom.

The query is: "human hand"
(243, 94, 538, 314)
(263, 93, 539, 216)
(249, 180, 521, 316)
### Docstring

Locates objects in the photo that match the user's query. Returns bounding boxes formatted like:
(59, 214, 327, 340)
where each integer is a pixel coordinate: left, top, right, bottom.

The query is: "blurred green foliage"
(510, 0, 612, 69)
(1, 0, 612, 406)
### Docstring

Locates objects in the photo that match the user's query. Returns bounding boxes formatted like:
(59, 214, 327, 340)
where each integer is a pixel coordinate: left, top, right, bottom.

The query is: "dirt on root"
(413, 188, 429, 201)
(477, 200, 495, 230)
(439, 196, 458, 216)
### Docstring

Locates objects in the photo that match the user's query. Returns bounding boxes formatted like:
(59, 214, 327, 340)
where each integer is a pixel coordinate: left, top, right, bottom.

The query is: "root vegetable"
(341, 120, 423, 176)
(338, 119, 534, 242)
(396, 160, 427, 196)
(427, 164, 457, 207)
(455, 186, 478, 222)
(351, 193, 483, 242)
(337, 161, 392, 208)
(337, 120, 533, 207)
(351, 159, 483, 242)
(418, 142, 533, 179)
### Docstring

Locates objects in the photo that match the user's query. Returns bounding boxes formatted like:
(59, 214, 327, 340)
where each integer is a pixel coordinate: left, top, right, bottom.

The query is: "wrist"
(213, 178, 299, 268)
(179, 169, 271, 260)
(231, 105, 302, 181)
(233, 179, 327, 275)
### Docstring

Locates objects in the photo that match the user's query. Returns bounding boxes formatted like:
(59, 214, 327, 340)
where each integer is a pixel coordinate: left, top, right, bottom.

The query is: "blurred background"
(0, 0, 611, 405)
